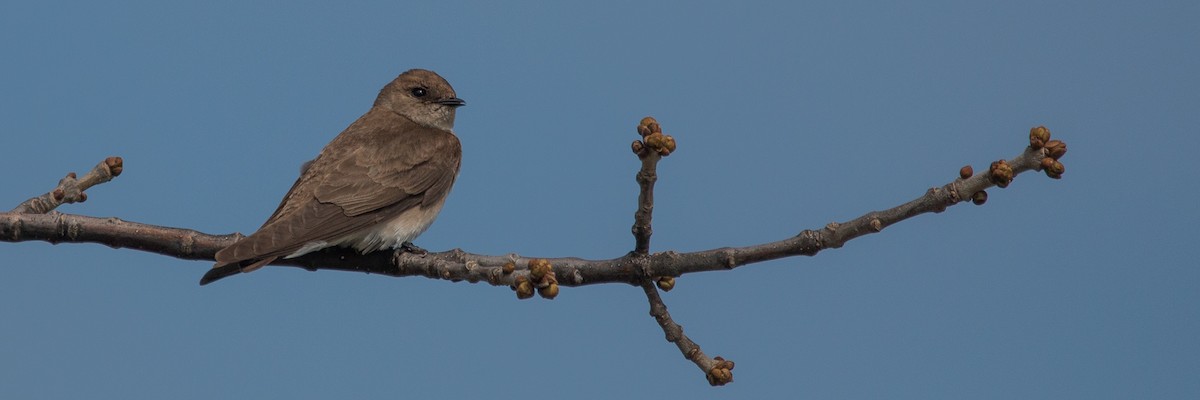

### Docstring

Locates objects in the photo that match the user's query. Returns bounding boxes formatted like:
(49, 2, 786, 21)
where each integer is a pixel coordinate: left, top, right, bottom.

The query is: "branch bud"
(971, 190, 988, 205)
(1040, 157, 1056, 170)
(538, 283, 559, 299)
(988, 160, 1013, 188)
(105, 156, 124, 177)
(514, 275, 534, 299)
(656, 277, 675, 292)
(1044, 159, 1065, 179)
(1044, 140, 1067, 160)
(639, 116, 658, 129)
(660, 135, 676, 156)
(1029, 126, 1050, 149)
(705, 356, 736, 386)
(959, 165, 973, 179)
(647, 122, 661, 134)
(528, 258, 552, 281)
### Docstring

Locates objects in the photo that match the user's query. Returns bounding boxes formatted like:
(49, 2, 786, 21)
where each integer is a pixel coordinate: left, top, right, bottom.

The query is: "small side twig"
(630, 117, 731, 385)
(11, 157, 124, 214)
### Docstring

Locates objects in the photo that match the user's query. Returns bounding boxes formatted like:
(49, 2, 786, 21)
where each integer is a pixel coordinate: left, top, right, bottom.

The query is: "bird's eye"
(411, 88, 427, 97)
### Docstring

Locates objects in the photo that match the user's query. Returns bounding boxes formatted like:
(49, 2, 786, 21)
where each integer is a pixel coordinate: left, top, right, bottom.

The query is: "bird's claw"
(400, 241, 428, 255)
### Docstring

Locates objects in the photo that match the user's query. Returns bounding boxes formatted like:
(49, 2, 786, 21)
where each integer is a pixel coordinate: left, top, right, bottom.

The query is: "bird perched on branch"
(201, 69, 465, 285)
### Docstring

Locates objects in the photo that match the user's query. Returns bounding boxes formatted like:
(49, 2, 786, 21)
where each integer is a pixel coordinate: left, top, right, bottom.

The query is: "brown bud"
(528, 258, 552, 281)
(636, 124, 651, 137)
(1029, 126, 1050, 149)
(639, 116, 657, 128)
(105, 156, 124, 177)
(706, 357, 735, 386)
(502, 261, 515, 275)
(647, 122, 661, 134)
(631, 140, 644, 155)
(1040, 157, 1056, 170)
(660, 135, 676, 155)
(656, 277, 675, 292)
(514, 276, 534, 299)
(959, 165, 973, 179)
(538, 283, 559, 299)
(715, 356, 735, 370)
(78, 192, 88, 203)
(52, 189, 65, 201)
(66, 172, 77, 179)
(1044, 140, 1067, 160)
(644, 133, 667, 152)
(1045, 159, 1065, 179)
(971, 190, 988, 205)
(988, 160, 1013, 188)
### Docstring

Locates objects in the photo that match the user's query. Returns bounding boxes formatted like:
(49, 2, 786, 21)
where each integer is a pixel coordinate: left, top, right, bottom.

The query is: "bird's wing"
(214, 114, 461, 264)
(313, 124, 461, 216)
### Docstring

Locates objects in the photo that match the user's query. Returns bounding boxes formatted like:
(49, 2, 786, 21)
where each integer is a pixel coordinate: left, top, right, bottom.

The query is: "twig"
(11, 157, 124, 214)
(640, 279, 734, 385)
(628, 117, 731, 384)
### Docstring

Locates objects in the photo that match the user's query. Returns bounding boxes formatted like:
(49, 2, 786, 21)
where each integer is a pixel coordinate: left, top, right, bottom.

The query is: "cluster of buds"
(967, 160, 1011, 206)
(989, 160, 1014, 189)
(967, 126, 1068, 205)
(705, 356, 736, 386)
(512, 258, 559, 300)
(105, 156, 124, 177)
(632, 116, 677, 158)
(1030, 126, 1067, 179)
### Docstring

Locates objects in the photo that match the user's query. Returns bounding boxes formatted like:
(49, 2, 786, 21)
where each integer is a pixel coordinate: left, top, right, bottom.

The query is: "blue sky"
(2, 1, 1197, 398)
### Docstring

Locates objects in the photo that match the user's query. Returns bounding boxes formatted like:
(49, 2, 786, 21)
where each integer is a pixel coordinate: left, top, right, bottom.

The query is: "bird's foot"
(400, 241, 428, 255)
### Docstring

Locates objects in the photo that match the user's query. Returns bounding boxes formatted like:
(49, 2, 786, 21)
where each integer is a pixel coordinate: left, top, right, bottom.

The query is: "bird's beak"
(436, 97, 466, 108)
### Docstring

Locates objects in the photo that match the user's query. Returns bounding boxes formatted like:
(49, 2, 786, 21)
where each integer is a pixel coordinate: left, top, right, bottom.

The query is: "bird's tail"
(199, 257, 276, 286)
(199, 263, 241, 286)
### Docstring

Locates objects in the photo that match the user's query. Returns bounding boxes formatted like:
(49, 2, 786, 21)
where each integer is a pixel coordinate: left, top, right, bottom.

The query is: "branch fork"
(1, 121, 1070, 387)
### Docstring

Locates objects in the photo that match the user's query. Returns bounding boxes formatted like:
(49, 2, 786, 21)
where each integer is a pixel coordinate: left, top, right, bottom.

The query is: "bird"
(200, 69, 465, 285)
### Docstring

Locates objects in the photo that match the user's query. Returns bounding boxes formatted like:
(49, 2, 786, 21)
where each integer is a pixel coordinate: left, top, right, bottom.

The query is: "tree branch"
(627, 118, 731, 384)
(0, 131, 1064, 284)
(11, 157, 124, 214)
(0, 124, 1067, 386)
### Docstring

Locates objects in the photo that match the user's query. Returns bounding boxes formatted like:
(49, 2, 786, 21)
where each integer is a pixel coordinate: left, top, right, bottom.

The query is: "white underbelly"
(284, 200, 447, 258)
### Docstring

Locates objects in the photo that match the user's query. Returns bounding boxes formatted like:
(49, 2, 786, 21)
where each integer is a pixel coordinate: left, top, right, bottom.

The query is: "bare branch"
(630, 117, 676, 255)
(640, 279, 734, 385)
(628, 117, 728, 384)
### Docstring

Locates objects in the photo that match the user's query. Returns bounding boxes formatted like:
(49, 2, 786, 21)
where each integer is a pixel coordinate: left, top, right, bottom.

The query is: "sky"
(1, 1, 1197, 398)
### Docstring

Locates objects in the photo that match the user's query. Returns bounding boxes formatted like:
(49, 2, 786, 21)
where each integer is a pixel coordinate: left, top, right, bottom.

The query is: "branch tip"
(10, 157, 126, 214)
(705, 356, 736, 386)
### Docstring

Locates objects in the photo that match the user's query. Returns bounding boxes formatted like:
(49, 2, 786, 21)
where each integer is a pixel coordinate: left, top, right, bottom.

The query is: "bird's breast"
(339, 200, 448, 253)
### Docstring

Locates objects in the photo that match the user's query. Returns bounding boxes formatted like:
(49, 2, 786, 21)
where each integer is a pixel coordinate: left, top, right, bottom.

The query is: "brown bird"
(200, 69, 464, 285)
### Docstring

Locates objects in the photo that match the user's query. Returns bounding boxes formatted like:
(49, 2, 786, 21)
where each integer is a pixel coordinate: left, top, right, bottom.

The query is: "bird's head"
(375, 69, 465, 131)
